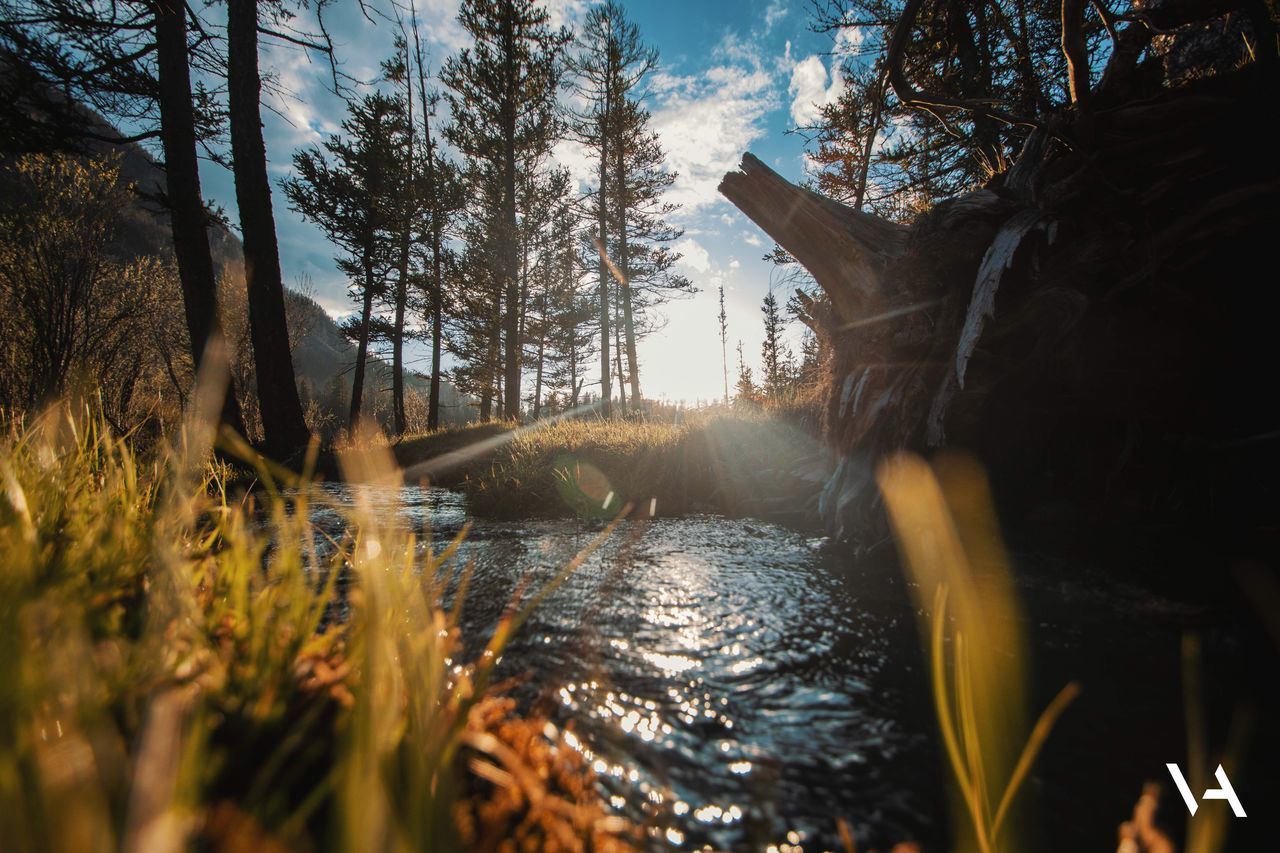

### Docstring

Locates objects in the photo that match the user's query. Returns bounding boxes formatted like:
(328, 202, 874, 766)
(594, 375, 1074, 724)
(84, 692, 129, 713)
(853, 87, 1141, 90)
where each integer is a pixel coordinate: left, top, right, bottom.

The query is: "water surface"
(310, 484, 1196, 851)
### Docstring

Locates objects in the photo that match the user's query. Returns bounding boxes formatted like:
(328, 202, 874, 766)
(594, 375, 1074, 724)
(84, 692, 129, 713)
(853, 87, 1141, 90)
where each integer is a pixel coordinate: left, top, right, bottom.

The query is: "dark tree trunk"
(480, 316, 501, 421)
(349, 265, 375, 429)
(154, 0, 245, 435)
(391, 72, 415, 437)
(569, 329, 579, 408)
(721, 55, 1280, 546)
(853, 64, 886, 212)
(428, 246, 443, 429)
(391, 227, 409, 434)
(595, 235, 611, 415)
(413, 22, 445, 431)
(500, 15, 521, 421)
(596, 96, 612, 418)
(391, 272, 407, 435)
(226, 0, 310, 458)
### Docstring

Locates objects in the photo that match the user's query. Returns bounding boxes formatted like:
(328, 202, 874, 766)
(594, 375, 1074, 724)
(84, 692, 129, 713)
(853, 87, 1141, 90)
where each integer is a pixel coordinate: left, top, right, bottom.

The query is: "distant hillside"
(2, 95, 475, 431)
(284, 289, 476, 428)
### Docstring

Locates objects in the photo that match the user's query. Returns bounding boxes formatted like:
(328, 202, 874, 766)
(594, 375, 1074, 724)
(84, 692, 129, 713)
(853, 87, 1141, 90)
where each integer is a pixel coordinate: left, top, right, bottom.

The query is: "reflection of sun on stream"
(304, 482, 1188, 850)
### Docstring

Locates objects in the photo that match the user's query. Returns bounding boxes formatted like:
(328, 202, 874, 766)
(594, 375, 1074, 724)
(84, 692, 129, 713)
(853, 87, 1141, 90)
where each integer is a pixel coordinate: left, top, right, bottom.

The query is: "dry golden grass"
(0, 403, 632, 852)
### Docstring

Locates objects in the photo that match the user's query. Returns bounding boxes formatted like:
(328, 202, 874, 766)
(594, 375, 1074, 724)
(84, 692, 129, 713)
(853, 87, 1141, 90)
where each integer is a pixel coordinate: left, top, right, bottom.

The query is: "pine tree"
(545, 237, 597, 410)
(761, 289, 788, 398)
(567, 1, 689, 416)
(441, 0, 570, 421)
(611, 96, 690, 411)
(283, 92, 409, 430)
(802, 0, 1100, 218)
(718, 283, 729, 404)
(380, 38, 424, 436)
(408, 0, 463, 431)
(734, 340, 757, 406)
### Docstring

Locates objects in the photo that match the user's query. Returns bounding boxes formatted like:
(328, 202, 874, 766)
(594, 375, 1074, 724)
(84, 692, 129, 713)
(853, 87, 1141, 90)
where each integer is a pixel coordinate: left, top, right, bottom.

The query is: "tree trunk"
(391, 272, 407, 435)
(569, 321, 579, 408)
(500, 14, 521, 421)
(533, 276, 547, 419)
(348, 264, 375, 429)
(720, 56, 1280, 545)
(226, 0, 310, 458)
(533, 332, 545, 419)
(615, 132, 641, 409)
(154, 0, 245, 436)
(853, 64, 886, 212)
(412, 14, 444, 431)
(391, 57, 415, 437)
(596, 98, 612, 418)
(428, 241, 443, 429)
(613, 292, 626, 413)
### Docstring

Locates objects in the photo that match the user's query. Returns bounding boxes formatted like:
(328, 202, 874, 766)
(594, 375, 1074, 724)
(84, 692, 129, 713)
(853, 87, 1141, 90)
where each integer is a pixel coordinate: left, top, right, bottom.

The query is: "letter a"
(1202, 764, 1247, 817)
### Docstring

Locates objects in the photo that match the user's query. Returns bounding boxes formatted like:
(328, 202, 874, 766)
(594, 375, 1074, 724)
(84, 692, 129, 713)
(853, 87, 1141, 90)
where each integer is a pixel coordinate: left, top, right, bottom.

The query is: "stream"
(310, 483, 1208, 852)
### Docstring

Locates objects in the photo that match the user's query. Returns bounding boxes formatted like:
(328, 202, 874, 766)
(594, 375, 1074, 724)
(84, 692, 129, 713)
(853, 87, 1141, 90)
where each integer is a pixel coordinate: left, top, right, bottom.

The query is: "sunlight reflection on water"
(308, 482, 934, 850)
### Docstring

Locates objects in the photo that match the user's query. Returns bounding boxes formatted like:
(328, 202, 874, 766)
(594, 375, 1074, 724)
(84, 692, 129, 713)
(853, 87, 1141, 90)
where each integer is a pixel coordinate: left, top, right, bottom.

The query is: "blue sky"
(197, 0, 855, 404)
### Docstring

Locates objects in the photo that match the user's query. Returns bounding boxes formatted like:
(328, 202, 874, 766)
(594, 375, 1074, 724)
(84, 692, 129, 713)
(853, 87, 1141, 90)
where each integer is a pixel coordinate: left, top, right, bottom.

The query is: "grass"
(0, 403, 635, 851)
(391, 409, 834, 523)
(876, 452, 1081, 853)
(5, 398, 1236, 851)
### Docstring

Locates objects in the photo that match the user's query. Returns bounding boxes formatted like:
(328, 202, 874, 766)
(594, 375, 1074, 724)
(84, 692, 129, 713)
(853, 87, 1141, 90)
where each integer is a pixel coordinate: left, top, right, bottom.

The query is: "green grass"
(391, 410, 833, 522)
(0, 404, 633, 851)
(877, 452, 1080, 853)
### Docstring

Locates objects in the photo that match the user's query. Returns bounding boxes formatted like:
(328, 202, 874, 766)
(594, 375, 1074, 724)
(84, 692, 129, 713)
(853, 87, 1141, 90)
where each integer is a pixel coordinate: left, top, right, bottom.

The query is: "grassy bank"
(391, 410, 834, 524)
(0, 406, 634, 851)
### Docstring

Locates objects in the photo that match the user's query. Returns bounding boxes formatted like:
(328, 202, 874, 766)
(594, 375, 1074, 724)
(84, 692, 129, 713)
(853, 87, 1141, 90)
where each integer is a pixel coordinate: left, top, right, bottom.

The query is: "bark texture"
(154, 0, 245, 435)
(226, 0, 311, 457)
(722, 55, 1279, 552)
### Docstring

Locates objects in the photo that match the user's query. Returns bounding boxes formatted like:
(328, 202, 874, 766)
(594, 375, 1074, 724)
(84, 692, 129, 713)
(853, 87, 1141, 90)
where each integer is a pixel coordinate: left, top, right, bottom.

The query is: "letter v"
(1167, 763, 1199, 815)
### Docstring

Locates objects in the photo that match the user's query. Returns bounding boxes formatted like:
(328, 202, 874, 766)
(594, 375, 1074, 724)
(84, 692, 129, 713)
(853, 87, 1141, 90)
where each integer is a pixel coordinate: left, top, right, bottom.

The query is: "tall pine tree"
(441, 0, 569, 421)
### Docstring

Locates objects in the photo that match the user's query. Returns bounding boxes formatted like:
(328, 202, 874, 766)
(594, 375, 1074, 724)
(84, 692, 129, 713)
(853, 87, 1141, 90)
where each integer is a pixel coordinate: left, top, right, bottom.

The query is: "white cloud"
(414, 0, 469, 54)
(833, 25, 868, 56)
(742, 231, 762, 247)
(788, 54, 844, 128)
(650, 39, 777, 214)
(674, 237, 712, 274)
(542, 0, 592, 30)
(763, 0, 789, 33)
(551, 137, 596, 191)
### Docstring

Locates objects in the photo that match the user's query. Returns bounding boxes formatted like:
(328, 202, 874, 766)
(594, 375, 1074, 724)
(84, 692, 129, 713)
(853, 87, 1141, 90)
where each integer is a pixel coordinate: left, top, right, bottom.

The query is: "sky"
(196, 0, 857, 405)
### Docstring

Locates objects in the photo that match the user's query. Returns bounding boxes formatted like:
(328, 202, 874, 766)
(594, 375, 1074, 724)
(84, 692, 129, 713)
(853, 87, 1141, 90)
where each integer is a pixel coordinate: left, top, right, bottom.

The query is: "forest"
(2, 0, 1278, 851)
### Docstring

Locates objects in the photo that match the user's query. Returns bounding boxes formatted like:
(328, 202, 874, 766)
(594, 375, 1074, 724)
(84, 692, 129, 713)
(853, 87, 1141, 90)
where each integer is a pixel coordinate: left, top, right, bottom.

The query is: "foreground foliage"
(0, 404, 633, 851)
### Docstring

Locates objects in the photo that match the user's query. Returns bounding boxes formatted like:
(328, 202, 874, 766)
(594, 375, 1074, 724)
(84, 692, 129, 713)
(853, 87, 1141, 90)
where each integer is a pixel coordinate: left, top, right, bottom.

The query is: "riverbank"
(0, 407, 637, 851)
(389, 411, 835, 525)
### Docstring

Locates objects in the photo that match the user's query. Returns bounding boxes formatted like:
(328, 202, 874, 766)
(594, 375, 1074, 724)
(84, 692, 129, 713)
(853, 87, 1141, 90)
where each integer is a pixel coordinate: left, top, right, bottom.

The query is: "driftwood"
(719, 43, 1280, 550)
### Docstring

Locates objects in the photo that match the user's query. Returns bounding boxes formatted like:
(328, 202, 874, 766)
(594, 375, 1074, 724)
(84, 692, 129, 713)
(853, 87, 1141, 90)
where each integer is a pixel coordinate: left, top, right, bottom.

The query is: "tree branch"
(1061, 0, 1091, 108)
(885, 0, 1044, 131)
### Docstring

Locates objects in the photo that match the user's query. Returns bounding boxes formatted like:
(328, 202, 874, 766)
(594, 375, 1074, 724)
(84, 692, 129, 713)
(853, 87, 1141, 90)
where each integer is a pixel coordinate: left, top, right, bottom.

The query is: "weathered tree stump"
(721, 54, 1279, 563)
